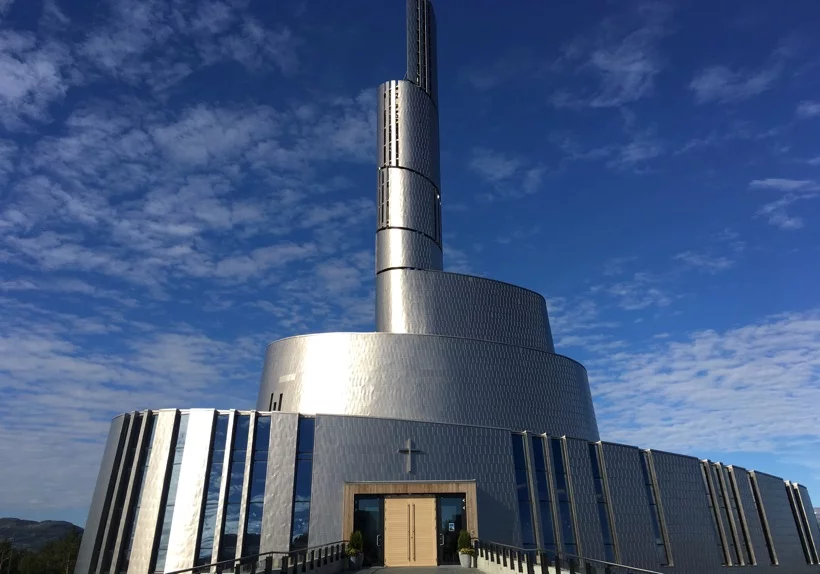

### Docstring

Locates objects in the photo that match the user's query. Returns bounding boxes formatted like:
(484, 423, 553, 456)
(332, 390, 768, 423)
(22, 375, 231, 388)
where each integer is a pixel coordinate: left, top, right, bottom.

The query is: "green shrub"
(349, 530, 364, 552)
(457, 529, 472, 551)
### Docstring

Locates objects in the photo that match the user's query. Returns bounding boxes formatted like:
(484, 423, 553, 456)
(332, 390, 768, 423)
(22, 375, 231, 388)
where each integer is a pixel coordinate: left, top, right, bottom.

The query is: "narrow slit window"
(550, 437, 577, 556)
(640, 451, 670, 566)
(787, 483, 816, 564)
(748, 472, 778, 565)
(589, 443, 617, 563)
(151, 413, 189, 573)
(725, 467, 755, 565)
(700, 462, 730, 565)
(511, 433, 536, 549)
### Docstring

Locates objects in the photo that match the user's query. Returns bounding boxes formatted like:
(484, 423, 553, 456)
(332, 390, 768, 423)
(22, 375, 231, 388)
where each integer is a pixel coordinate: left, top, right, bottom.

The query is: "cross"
(397, 438, 422, 473)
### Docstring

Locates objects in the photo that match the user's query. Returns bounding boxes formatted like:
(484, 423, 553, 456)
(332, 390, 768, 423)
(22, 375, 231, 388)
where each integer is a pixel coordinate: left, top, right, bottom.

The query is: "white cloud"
(469, 148, 545, 200)
(749, 179, 819, 229)
(549, 1, 672, 108)
(601, 272, 673, 310)
(674, 251, 734, 273)
(749, 178, 818, 192)
(591, 310, 820, 456)
(797, 101, 820, 119)
(757, 196, 805, 230)
(689, 63, 781, 104)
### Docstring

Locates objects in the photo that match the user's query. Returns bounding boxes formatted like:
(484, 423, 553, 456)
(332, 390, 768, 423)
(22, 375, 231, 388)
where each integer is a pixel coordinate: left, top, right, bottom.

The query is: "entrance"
(438, 495, 467, 564)
(353, 496, 383, 567)
(384, 497, 437, 567)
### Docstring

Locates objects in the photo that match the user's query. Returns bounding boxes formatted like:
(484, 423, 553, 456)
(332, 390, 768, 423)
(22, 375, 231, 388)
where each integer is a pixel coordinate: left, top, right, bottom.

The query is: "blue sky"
(1, 0, 819, 527)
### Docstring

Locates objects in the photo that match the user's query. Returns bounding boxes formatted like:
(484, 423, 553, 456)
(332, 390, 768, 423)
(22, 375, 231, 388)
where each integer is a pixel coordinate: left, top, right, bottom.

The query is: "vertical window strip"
(786, 483, 816, 564)
(195, 414, 230, 566)
(530, 436, 556, 553)
(89, 414, 131, 574)
(700, 462, 730, 565)
(748, 472, 778, 565)
(725, 468, 755, 565)
(640, 452, 670, 566)
(289, 417, 316, 550)
(218, 414, 251, 562)
(151, 413, 189, 573)
(589, 444, 617, 563)
(242, 416, 271, 557)
(394, 85, 399, 163)
(550, 438, 577, 556)
(712, 464, 743, 565)
(511, 434, 536, 549)
(794, 486, 820, 564)
(99, 414, 144, 573)
(119, 414, 157, 574)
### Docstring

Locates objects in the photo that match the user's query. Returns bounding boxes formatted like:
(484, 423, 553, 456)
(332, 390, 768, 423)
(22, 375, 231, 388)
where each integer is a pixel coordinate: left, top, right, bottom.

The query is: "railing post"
(569, 557, 577, 574)
(474, 540, 479, 560)
(604, 565, 613, 574)
(585, 561, 593, 574)
(525, 551, 533, 574)
(502, 547, 507, 568)
(264, 555, 273, 574)
(251, 559, 258, 574)
(281, 554, 289, 574)
(293, 553, 299, 574)
(234, 562, 241, 574)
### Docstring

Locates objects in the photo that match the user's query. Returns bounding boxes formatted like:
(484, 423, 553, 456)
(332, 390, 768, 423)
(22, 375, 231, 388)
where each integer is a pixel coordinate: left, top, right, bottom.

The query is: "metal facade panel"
(564, 438, 604, 561)
(730, 466, 768, 565)
(375, 269, 555, 353)
(75, 415, 127, 574)
(376, 227, 443, 274)
(755, 472, 808, 570)
(308, 414, 519, 546)
(599, 443, 658, 571)
(255, 332, 599, 441)
(127, 409, 177, 574)
(164, 409, 214, 572)
(798, 484, 820, 560)
(260, 412, 299, 554)
(649, 451, 723, 574)
(405, 0, 437, 106)
(378, 167, 439, 243)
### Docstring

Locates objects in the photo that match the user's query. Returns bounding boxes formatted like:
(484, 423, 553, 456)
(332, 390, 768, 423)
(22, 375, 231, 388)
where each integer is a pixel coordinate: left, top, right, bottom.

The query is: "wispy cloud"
(689, 60, 782, 104)
(674, 251, 735, 273)
(468, 147, 545, 201)
(797, 100, 820, 119)
(549, 1, 673, 108)
(749, 179, 819, 229)
(593, 271, 674, 311)
(591, 310, 820, 457)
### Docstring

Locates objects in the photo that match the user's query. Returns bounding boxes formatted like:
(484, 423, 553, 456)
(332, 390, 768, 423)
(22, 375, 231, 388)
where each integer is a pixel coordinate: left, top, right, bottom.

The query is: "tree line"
(0, 531, 81, 574)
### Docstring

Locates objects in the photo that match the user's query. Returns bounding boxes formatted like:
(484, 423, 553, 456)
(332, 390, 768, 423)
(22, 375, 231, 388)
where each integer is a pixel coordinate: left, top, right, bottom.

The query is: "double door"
(353, 494, 466, 567)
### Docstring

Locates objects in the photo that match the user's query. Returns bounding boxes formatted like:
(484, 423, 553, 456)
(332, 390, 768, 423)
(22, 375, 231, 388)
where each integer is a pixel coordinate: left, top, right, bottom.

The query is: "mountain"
(0, 518, 83, 551)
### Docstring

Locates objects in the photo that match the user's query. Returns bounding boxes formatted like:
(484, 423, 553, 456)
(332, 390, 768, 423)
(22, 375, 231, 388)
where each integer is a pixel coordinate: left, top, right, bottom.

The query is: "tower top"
(406, 0, 438, 106)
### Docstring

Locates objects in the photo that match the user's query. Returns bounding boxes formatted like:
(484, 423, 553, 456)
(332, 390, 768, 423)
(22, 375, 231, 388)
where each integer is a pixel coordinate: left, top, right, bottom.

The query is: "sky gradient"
(1, 0, 819, 527)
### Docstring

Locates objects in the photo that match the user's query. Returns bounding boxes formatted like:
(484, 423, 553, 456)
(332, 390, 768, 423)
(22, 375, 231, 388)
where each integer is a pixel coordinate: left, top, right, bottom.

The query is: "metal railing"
(165, 541, 347, 574)
(474, 540, 663, 574)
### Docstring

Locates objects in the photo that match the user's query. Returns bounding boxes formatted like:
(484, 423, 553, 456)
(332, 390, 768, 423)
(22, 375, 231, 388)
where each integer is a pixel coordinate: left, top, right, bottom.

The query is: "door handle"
(440, 534, 445, 546)
(376, 534, 381, 547)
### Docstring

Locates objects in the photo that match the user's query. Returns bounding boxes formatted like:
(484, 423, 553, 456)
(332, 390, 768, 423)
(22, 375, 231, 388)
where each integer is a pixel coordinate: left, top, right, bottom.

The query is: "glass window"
(218, 414, 251, 562)
(254, 416, 270, 456)
(242, 416, 271, 557)
(152, 413, 189, 572)
(748, 473, 777, 565)
(511, 434, 536, 549)
(589, 444, 616, 563)
(531, 436, 556, 552)
(118, 414, 156, 573)
(641, 452, 669, 566)
(711, 464, 740, 564)
(195, 414, 229, 566)
(550, 438, 576, 555)
(289, 417, 316, 551)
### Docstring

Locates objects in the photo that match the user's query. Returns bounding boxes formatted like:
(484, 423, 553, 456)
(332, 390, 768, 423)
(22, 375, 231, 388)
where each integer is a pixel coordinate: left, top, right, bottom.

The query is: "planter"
(459, 552, 472, 568)
(347, 553, 362, 570)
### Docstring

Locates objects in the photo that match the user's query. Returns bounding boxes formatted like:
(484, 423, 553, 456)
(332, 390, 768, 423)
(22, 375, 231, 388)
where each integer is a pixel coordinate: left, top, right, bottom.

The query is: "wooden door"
(384, 497, 437, 567)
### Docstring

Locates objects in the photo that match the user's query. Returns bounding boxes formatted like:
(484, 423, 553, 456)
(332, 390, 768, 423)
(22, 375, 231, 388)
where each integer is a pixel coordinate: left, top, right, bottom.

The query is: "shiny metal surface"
(376, 228, 443, 274)
(233, 411, 256, 560)
(377, 167, 440, 242)
(406, 0, 437, 106)
(95, 413, 138, 574)
(164, 410, 214, 572)
(128, 409, 177, 574)
(76, 414, 127, 574)
(260, 413, 299, 554)
(208, 410, 236, 565)
(255, 332, 599, 441)
(797, 484, 820, 561)
(376, 269, 555, 352)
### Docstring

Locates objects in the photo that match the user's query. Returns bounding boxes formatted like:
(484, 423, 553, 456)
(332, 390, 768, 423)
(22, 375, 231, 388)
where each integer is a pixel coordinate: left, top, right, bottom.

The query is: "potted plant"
(458, 530, 474, 568)
(346, 530, 364, 570)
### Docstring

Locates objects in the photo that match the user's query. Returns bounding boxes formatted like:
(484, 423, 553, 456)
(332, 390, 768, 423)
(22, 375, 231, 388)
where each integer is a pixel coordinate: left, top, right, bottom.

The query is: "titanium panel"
(377, 167, 439, 243)
(599, 442, 658, 571)
(234, 412, 256, 560)
(377, 80, 439, 186)
(260, 412, 299, 554)
(755, 472, 808, 570)
(564, 438, 604, 561)
(308, 414, 519, 546)
(164, 409, 214, 572)
(376, 227, 443, 273)
(405, 0, 437, 106)
(75, 414, 127, 574)
(127, 409, 177, 574)
(649, 451, 723, 573)
(256, 332, 599, 441)
(798, 484, 820, 561)
(376, 269, 555, 352)
(209, 410, 236, 564)
(729, 466, 768, 566)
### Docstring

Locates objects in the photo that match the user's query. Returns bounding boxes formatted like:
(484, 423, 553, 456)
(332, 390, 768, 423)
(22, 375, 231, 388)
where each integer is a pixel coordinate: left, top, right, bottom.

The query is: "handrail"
(474, 539, 663, 574)
(165, 540, 347, 574)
